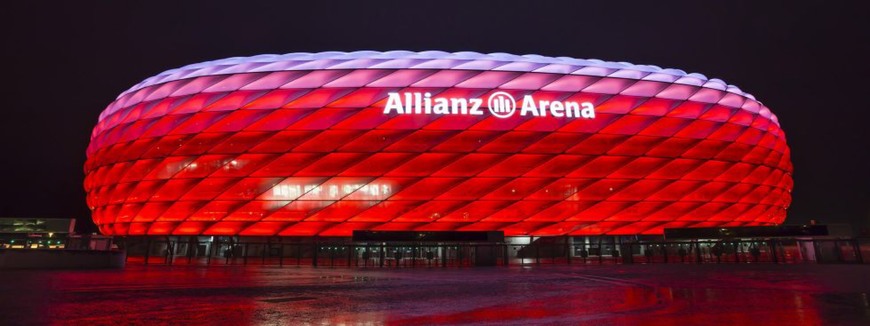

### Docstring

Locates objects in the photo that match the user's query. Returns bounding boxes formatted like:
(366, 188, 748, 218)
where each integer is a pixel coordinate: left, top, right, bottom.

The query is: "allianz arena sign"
(383, 91, 597, 119)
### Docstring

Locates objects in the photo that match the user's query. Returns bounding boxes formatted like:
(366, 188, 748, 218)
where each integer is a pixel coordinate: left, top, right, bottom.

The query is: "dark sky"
(1, 1, 868, 232)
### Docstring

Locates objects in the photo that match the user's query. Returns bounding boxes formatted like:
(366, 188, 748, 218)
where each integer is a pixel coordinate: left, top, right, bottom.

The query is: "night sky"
(1, 1, 868, 233)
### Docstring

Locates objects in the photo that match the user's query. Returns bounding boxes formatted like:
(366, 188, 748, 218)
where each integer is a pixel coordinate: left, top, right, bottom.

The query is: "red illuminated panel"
(85, 51, 793, 236)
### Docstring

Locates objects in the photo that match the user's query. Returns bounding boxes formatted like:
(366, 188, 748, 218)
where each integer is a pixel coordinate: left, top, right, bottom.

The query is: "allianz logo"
(383, 92, 596, 119)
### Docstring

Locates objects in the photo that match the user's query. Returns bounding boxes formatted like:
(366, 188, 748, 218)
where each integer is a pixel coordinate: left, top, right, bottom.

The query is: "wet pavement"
(2, 264, 869, 325)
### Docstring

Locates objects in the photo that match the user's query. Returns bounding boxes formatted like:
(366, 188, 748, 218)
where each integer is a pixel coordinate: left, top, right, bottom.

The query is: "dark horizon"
(1, 1, 868, 233)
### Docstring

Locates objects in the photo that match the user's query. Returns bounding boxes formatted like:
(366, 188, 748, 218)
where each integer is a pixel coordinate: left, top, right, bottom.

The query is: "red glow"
(85, 53, 792, 237)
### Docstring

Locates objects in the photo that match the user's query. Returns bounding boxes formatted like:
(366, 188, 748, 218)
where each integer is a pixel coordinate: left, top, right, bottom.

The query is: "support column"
(566, 237, 572, 264)
(243, 243, 248, 265)
(347, 245, 354, 267)
(313, 242, 319, 267)
(769, 240, 779, 264)
(144, 237, 151, 265)
(206, 237, 213, 265)
(379, 244, 385, 268)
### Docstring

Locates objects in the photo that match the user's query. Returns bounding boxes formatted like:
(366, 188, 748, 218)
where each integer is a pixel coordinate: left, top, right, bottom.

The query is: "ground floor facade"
(120, 235, 870, 267)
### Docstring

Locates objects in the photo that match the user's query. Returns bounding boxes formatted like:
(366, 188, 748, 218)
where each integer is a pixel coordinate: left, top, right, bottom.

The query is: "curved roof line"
(117, 50, 756, 101)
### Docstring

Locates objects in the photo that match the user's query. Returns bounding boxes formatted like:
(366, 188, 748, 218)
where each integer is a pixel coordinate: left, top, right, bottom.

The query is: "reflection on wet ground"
(2, 264, 869, 325)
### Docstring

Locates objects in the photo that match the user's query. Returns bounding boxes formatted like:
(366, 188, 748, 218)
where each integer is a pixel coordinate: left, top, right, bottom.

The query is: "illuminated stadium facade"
(84, 51, 792, 238)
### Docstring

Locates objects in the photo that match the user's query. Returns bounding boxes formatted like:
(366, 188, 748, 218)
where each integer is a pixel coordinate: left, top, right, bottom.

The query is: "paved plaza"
(2, 264, 869, 325)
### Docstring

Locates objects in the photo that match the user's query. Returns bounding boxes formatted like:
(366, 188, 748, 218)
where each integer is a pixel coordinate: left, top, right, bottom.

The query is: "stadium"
(84, 51, 792, 243)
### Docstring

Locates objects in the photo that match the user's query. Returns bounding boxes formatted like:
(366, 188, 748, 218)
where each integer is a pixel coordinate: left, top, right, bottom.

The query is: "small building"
(0, 218, 75, 249)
